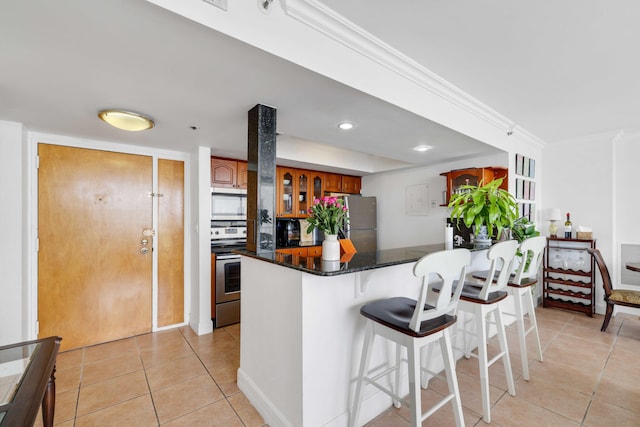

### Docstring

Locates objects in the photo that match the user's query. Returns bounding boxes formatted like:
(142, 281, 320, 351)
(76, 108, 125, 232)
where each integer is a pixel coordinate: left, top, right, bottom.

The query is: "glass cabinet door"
(312, 175, 323, 202)
(297, 172, 308, 216)
(452, 173, 478, 195)
(281, 171, 293, 216)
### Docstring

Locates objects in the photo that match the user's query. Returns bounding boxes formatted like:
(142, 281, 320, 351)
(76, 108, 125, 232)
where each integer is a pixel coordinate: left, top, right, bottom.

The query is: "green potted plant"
(448, 177, 518, 247)
(511, 216, 540, 269)
(511, 216, 539, 243)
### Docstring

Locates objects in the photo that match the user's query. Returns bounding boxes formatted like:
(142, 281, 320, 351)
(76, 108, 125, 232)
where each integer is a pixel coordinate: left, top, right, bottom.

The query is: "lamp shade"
(545, 208, 562, 221)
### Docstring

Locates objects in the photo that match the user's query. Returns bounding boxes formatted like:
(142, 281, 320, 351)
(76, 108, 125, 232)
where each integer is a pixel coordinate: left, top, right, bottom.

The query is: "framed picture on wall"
(405, 184, 430, 215)
(516, 178, 523, 199)
(529, 158, 536, 178)
(515, 154, 523, 175)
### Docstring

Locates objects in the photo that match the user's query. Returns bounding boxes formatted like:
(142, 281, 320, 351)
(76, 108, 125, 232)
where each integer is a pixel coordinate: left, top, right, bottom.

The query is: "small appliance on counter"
(299, 218, 323, 245)
(276, 218, 301, 247)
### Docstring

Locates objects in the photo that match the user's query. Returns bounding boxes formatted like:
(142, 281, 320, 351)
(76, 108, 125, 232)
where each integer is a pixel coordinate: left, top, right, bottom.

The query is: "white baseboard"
(237, 368, 294, 427)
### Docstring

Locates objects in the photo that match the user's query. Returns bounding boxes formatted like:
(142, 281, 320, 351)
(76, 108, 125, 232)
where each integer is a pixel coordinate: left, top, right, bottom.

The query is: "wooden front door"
(38, 144, 153, 350)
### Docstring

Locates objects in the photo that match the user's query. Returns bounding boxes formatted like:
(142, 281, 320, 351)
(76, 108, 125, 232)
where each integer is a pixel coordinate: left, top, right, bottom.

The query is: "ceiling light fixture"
(98, 109, 154, 131)
(414, 145, 432, 152)
(337, 121, 354, 130)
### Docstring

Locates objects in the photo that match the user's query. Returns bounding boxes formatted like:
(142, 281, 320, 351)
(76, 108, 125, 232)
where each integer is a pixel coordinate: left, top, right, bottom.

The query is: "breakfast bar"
(236, 244, 498, 427)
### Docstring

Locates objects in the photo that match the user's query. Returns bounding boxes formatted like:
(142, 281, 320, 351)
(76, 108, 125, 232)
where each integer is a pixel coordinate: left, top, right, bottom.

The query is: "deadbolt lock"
(140, 247, 149, 255)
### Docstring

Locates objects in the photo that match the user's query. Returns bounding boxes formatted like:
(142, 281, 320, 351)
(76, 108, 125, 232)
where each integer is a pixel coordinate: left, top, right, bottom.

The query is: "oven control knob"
(242, 229, 246, 234)
(214, 231, 219, 235)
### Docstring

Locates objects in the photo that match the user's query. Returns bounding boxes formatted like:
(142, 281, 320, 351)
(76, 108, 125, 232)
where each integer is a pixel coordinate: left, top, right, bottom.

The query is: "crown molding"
(280, 0, 545, 149)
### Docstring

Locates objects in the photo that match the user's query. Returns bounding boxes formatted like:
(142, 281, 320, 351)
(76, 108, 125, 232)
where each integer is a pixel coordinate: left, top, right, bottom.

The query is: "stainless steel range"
(211, 221, 246, 328)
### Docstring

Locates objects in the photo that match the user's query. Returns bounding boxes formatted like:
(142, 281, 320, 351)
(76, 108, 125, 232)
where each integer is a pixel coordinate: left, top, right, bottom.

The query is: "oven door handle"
(216, 254, 241, 260)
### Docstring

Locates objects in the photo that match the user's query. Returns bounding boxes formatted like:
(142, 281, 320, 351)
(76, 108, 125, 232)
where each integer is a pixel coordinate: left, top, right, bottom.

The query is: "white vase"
(322, 233, 341, 261)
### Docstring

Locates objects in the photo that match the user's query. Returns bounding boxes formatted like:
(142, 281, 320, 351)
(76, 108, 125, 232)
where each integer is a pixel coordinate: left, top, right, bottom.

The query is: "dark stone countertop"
(235, 243, 482, 277)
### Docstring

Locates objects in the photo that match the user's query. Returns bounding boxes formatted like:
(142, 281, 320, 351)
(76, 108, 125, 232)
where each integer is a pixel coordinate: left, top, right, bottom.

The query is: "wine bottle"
(564, 212, 572, 239)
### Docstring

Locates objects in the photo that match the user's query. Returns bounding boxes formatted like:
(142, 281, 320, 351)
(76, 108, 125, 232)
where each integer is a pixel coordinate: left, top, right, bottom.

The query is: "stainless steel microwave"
(211, 187, 247, 220)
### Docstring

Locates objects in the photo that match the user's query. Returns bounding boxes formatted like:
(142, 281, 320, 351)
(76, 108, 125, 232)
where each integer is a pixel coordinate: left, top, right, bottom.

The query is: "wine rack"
(543, 237, 596, 317)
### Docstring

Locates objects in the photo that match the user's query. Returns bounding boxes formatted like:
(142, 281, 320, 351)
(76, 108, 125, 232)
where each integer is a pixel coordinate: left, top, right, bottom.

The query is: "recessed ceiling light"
(337, 121, 354, 130)
(98, 109, 154, 131)
(414, 145, 433, 152)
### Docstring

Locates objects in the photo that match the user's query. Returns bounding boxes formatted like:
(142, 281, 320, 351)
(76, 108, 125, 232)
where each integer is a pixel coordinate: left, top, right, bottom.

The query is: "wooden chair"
(587, 248, 640, 332)
(471, 235, 546, 381)
(350, 249, 471, 427)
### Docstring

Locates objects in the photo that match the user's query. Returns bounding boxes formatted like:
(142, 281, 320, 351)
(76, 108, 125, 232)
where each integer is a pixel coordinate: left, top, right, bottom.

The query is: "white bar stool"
(450, 240, 518, 423)
(350, 249, 471, 427)
(472, 235, 546, 381)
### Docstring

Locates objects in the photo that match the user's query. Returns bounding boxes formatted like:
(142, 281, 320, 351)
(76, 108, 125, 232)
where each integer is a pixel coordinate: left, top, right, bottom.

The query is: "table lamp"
(545, 208, 562, 237)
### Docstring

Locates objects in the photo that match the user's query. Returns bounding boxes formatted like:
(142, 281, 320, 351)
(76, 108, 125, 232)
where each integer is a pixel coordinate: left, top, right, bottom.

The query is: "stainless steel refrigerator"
(343, 195, 377, 252)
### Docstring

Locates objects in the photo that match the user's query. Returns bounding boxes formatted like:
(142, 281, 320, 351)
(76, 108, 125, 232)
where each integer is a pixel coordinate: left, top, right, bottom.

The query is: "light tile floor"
(36, 307, 640, 426)
(35, 323, 266, 427)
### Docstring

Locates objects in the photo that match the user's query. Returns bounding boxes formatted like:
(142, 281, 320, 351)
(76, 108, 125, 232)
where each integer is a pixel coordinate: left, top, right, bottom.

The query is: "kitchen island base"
(237, 247, 514, 427)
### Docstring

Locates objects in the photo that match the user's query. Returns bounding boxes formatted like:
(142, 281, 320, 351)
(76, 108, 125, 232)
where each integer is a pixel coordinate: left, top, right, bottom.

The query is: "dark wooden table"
(0, 336, 61, 427)
(626, 262, 640, 272)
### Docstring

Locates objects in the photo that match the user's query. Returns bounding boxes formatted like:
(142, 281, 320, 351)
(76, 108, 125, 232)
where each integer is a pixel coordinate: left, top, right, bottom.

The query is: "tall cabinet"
(543, 237, 596, 317)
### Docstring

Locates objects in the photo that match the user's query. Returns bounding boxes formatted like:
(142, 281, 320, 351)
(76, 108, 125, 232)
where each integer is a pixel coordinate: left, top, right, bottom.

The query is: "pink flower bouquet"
(306, 196, 349, 235)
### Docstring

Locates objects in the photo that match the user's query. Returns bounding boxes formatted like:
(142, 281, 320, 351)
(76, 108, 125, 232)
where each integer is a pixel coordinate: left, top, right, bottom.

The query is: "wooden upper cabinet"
(440, 166, 508, 206)
(276, 167, 296, 217)
(236, 161, 248, 189)
(324, 173, 342, 193)
(341, 175, 361, 194)
(324, 173, 361, 194)
(276, 167, 315, 217)
(211, 157, 247, 189)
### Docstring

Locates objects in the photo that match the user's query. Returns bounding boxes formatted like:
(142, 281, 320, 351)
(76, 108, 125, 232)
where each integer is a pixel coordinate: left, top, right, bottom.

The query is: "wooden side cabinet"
(543, 237, 596, 317)
(440, 166, 508, 206)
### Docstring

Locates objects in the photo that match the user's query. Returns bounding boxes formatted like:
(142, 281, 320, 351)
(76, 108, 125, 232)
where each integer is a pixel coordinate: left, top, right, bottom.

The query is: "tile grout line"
(577, 318, 619, 427)
(177, 326, 249, 426)
(135, 334, 162, 427)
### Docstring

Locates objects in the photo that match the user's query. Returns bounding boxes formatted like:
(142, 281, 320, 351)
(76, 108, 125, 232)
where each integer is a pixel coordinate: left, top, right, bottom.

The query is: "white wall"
(190, 146, 213, 335)
(0, 120, 25, 345)
(362, 153, 509, 249)
(542, 132, 616, 314)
